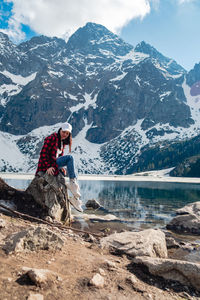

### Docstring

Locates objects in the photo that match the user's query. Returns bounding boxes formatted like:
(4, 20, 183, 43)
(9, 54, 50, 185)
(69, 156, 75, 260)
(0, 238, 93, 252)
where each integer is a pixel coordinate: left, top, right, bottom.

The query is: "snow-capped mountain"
(0, 22, 200, 175)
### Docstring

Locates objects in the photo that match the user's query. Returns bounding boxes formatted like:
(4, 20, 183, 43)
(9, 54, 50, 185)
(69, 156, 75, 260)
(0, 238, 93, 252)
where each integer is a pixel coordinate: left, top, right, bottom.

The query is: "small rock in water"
(85, 199, 101, 210)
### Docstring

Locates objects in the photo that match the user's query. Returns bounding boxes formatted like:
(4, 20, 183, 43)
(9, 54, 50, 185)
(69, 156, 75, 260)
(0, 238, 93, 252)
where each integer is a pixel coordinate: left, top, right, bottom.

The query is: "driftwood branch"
(0, 203, 102, 238)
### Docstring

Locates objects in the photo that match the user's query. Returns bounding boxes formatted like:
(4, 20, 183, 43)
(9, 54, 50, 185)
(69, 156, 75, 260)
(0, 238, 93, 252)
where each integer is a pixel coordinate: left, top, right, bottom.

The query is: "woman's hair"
(58, 128, 72, 149)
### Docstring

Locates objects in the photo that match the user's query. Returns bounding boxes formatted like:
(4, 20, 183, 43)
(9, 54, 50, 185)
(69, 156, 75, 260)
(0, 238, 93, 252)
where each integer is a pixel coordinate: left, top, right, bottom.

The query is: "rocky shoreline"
(0, 201, 200, 299)
(1, 175, 200, 299)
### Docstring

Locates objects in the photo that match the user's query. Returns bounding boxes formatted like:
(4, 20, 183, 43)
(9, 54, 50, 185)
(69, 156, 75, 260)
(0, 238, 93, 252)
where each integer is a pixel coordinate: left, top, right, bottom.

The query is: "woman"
(36, 122, 83, 212)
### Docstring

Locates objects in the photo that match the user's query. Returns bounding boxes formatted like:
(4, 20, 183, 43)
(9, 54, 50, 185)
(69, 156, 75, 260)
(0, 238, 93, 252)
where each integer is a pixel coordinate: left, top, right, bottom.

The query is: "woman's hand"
(46, 167, 55, 175)
(61, 168, 67, 176)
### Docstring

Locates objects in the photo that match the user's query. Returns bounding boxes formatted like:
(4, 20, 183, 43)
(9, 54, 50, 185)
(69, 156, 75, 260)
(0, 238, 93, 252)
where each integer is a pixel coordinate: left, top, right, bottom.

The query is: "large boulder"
(3, 226, 64, 254)
(26, 172, 71, 222)
(100, 229, 168, 258)
(133, 256, 200, 291)
(166, 201, 200, 234)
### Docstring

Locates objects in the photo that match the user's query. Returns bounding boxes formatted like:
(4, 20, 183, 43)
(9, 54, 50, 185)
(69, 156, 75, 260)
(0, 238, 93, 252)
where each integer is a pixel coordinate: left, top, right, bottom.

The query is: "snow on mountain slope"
(0, 105, 199, 175)
(183, 78, 200, 128)
(1, 71, 37, 85)
(0, 131, 29, 172)
(0, 70, 37, 106)
(72, 123, 105, 174)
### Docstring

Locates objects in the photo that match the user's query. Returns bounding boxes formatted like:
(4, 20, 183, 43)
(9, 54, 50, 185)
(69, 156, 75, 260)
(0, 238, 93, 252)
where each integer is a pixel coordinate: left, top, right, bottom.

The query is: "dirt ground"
(0, 213, 200, 300)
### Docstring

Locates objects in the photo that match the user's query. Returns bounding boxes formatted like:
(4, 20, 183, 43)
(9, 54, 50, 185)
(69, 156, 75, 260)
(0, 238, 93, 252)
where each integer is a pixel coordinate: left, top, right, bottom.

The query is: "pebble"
(98, 268, 106, 276)
(27, 293, 44, 300)
(104, 259, 116, 269)
(89, 273, 105, 288)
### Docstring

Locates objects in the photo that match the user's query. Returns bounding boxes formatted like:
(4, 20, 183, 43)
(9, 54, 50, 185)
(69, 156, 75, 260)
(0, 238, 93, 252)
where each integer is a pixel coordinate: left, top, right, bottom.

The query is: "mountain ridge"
(0, 22, 200, 175)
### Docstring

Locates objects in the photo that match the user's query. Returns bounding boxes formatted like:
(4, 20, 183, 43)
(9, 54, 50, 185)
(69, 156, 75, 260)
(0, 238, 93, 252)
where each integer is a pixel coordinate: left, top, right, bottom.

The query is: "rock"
(98, 268, 106, 276)
(0, 218, 6, 228)
(126, 274, 145, 293)
(26, 269, 49, 285)
(3, 226, 64, 254)
(133, 256, 200, 291)
(126, 274, 138, 285)
(26, 172, 71, 222)
(104, 259, 117, 270)
(165, 237, 179, 249)
(82, 213, 118, 221)
(89, 273, 105, 288)
(22, 267, 60, 287)
(100, 229, 168, 258)
(82, 233, 96, 243)
(27, 294, 44, 300)
(176, 201, 200, 215)
(85, 199, 101, 210)
(167, 201, 200, 234)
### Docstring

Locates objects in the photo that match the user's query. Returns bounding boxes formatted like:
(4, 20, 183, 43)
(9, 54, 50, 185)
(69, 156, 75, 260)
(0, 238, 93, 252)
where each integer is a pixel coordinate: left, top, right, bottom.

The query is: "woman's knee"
(65, 154, 74, 162)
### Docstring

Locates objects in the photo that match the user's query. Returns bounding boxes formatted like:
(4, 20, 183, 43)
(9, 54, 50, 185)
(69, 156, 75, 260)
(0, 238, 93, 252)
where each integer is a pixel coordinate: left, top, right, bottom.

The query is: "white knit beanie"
(61, 122, 72, 133)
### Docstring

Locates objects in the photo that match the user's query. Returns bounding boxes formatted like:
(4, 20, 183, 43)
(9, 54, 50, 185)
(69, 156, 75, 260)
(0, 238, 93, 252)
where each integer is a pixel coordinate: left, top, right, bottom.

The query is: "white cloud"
(3, 0, 151, 42)
(0, 16, 25, 42)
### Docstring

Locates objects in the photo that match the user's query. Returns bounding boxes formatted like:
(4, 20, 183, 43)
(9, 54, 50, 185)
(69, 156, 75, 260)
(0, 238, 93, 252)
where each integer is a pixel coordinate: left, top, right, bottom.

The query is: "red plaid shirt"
(36, 132, 64, 176)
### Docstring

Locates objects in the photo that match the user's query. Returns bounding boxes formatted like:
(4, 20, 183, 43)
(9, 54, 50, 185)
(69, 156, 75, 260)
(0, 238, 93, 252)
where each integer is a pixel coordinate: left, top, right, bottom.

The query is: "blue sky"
(0, 0, 199, 71)
(121, 0, 200, 71)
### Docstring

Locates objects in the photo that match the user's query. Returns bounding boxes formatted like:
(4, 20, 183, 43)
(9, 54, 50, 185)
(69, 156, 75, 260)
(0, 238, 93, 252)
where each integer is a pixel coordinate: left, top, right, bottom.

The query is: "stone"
(0, 218, 6, 228)
(133, 256, 200, 291)
(27, 294, 44, 300)
(165, 237, 179, 249)
(26, 172, 71, 222)
(82, 233, 96, 243)
(176, 201, 200, 215)
(98, 268, 106, 276)
(126, 274, 138, 285)
(85, 199, 101, 210)
(167, 201, 200, 234)
(89, 273, 105, 288)
(104, 259, 117, 270)
(22, 267, 59, 287)
(100, 229, 168, 258)
(3, 226, 64, 254)
(27, 269, 49, 285)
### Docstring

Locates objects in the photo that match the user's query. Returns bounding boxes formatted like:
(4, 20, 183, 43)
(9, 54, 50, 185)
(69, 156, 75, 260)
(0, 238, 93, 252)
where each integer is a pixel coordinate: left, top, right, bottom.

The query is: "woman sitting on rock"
(36, 122, 83, 212)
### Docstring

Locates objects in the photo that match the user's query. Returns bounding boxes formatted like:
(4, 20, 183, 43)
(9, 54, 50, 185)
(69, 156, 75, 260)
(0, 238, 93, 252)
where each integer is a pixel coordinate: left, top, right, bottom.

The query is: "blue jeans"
(56, 155, 76, 179)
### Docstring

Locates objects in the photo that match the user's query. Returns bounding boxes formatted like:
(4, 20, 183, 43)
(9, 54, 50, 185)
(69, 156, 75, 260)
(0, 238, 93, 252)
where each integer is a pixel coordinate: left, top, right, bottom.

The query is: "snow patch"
(0, 131, 29, 172)
(1, 70, 37, 85)
(70, 92, 98, 113)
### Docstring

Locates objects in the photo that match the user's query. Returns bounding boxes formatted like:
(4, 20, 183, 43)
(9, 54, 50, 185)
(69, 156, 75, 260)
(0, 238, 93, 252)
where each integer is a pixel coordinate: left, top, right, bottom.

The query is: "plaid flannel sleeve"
(40, 135, 58, 170)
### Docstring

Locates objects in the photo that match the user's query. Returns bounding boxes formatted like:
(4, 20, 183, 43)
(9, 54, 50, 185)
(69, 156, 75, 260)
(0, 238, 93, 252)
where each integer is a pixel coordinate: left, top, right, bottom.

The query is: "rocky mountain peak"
(135, 41, 185, 76)
(0, 31, 10, 43)
(135, 41, 160, 57)
(66, 22, 133, 56)
(0, 31, 17, 54)
(18, 35, 66, 53)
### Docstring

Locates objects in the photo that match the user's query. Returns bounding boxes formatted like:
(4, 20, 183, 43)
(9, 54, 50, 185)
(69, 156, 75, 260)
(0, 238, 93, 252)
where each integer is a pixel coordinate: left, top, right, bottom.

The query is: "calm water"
(4, 178, 200, 230)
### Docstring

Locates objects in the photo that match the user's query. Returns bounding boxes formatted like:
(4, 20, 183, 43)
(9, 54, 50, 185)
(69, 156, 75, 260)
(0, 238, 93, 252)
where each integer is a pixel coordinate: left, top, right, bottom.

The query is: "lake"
(3, 177, 200, 231)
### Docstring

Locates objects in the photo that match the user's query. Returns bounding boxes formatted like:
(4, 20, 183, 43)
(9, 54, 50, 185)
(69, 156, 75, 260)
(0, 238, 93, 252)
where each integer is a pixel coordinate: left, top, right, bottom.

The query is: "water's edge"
(1, 172, 200, 184)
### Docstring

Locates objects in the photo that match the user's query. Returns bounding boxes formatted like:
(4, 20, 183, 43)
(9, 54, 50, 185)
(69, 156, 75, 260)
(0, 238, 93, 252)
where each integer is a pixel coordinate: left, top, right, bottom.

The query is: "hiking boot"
(69, 196, 83, 212)
(66, 178, 81, 198)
